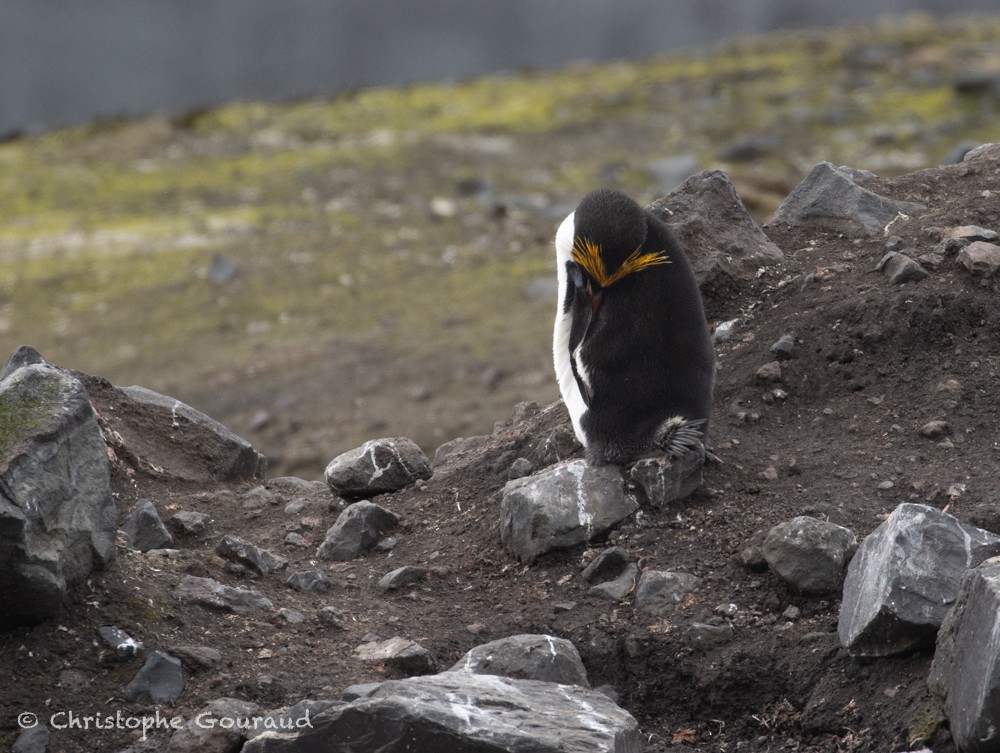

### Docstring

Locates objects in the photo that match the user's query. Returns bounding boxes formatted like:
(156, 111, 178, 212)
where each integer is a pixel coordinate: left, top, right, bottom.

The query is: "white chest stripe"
(553, 211, 588, 446)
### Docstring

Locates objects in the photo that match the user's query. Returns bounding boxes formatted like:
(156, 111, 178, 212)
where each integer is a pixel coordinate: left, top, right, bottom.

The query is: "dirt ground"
(3, 147, 1000, 753)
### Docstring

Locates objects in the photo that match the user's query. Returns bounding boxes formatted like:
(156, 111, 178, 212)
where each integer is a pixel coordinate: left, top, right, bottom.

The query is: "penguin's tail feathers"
(654, 417, 710, 459)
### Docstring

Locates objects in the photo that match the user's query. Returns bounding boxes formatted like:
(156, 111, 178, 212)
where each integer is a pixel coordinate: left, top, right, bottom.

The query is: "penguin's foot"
(654, 417, 708, 459)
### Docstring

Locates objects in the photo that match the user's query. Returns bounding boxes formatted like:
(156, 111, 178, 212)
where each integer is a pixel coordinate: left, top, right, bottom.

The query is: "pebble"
(279, 608, 306, 624)
(318, 606, 345, 629)
(216, 535, 288, 576)
(920, 420, 950, 439)
(769, 334, 797, 358)
(687, 622, 735, 649)
(783, 605, 802, 621)
(755, 361, 783, 383)
(354, 637, 438, 674)
(286, 569, 331, 593)
(170, 645, 223, 671)
(97, 625, 143, 660)
(379, 566, 430, 591)
(169, 510, 210, 536)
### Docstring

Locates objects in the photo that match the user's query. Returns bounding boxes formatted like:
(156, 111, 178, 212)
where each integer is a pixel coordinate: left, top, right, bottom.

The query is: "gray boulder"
(928, 557, 1000, 752)
(629, 447, 704, 508)
(325, 437, 432, 497)
(240, 672, 640, 753)
(0, 349, 116, 627)
(500, 460, 637, 564)
(648, 170, 784, 290)
(316, 501, 399, 561)
(121, 500, 174, 552)
(761, 516, 857, 594)
(216, 535, 287, 575)
(450, 634, 590, 687)
(124, 650, 185, 704)
(838, 503, 1000, 656)
(174, 575, 274, 613)
(771, 161, 924, 235)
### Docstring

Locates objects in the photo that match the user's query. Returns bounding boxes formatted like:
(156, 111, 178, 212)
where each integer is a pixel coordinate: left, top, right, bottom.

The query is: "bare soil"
(3, 148, 1000, 753)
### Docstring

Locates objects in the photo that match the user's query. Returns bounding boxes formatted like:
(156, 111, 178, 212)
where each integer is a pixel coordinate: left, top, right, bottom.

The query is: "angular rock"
(244, 699, 339, 741)
(500, 460, 637, 564)
(174, 575, 273, 613)
(216, 535, 287, 575)
(316, 501, 399, 561)
(581, 546, 630, 583)
(169, 510, 210, 536)
(920, 419, 950, 439)
(317, 606, 345, 629)
(98, 625, 143, 660)
(240, 672, 640, 753)
(167, 697, 261, 753)
(877, 251, 929, 284)
(171, 645, 223, 672)
(769, 333, 797, 358)
(279, 608, 306, 624)
(635, 570, 701, 617)
(761, 516, 857, 594)
(589, 562, 640, 601)
(958, 240, 1000, 277)
(354, 636, 437, 674)
(928, 557, 1000, 752)
(771, 161, 924, 235)
(687, 622, 735, 649)
(648, 170, 784, 290)
(449, 634, 589, 687)
(943, 224, 1000, 243)
(94, 383, 267, 483)
(838, 503, 1000, 656)
(121, 500, 174, 553)
(325, 437, 432, 497)
(285, 569, 331, 593)
(124, 650, 185, 704)
(12, 726, 49, 753)
(629, 447, 704, 508)
(0, 351, 116, 627)
(378, 565, 429, 591)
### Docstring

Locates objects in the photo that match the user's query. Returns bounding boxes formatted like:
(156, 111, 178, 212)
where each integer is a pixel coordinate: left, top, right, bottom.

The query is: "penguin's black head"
(570, 188, 668, 292)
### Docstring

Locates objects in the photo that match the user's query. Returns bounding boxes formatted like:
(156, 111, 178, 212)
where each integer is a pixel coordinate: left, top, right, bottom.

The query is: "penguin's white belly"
(553, 306, 589, 446)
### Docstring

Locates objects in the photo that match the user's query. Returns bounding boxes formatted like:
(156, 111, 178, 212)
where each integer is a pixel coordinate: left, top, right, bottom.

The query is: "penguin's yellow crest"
(571, 237, 670, 288)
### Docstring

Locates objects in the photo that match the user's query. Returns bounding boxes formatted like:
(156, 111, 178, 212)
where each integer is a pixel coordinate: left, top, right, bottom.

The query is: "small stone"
(316, 501, 399, 561)
(450, 634, 589, 687)
(379, 566, 429, 591)
(216, 535, 288, 575)
(286, 569, 331, 593)
(97, 625, 143, 660)
(755, 361, 782, 383)
(466, 622, 487, 634)
(958, 241, 1000, 277)
(883, 235, 906, 253)
(920, 420, 950, 439)
(630, 448, 704, 508)
(715, 603, 739, 618)
(279, 608, 306, 624)
(762, 517, 858, 594)
(376, 536, 398, 552)
(58, 669, 90, 693)
(121, 500, 174, 552)
(769, 334, 797, 358)
(124, 650, 184, 703)
(12, 727, 48, 753)
(877, 480, 895, 490)
(174, 575, 273, 613)
(943, 225, 1000, 243)
(877, 251, 929, 284)
(318, 606, 345, 629)
(580, 546, 630, 583)
(169, 510, 210, 536)
(687, 622, 735, 649)
(325, 437, 432, 498)
(354, 637, 437, 674)
(171, 645, 223, 671)
(783, 605, 802, 621)
(283, 532, 307, 547)
(635, 570, 700, 617)
(712, 318, 738, 343)
(508, 457, 534, 480)
(760, 467, 779, 482)
(167, 697, 261, 753)
(588, 563, 639, 601)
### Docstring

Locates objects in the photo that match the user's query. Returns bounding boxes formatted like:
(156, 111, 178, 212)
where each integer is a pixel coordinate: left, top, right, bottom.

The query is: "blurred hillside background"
(2, 2, 999, 477)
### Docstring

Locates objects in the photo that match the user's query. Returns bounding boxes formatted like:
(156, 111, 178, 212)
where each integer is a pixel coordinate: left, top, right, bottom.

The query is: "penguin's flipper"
(655, 417, 707, 458)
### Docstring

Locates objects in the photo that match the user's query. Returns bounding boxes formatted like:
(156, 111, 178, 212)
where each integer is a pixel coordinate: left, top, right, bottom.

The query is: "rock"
(761, 517, 857, 594)
(121, 500, 174, 552)
(589, 563, 640, 601)
(174, 575, 274, 613)
(648, 170, 784, 290)
(943, 224, 1000, 243)
(12, 726, 49, 753)
(324, 437, 432, 498)
(499, 460, 637, 564)
(279, 608, 306, 624)
(98, 625, 144, 660)
(240, 672, 640, 753)
(928, 557, 1000, 751)
(93, 382, 267, 482)
(958, 240, 1000, 277)
(316, 501, 399, 561)
(635, 570, 701, 617)
(244, 699, 339, 741)
(507, 457, 534, 479)
(629, 448, 704, 508)
(169, 510, 210, 536)
(432, 435, 492, 469)
(317, 606, 345, 628)
(171, 645, 223, 672)
(0, 350, 117, 627)
(771, 161, 925, 235)
(166, 697, 261, 753)
(581, 546, 630, 583)
(216, 535, 287, 575)
(124, 650, 185, 704)
(876, 251, 928, 284)
(285, 569, 331, 593)
(838, 503, 1000, 656)
(378, 565, 429, 591)
(449, 634, 589, 687)
(769, 333, 797, 358)
(687, 622, 735, 649)
(354, 636, 437, 674)
(341, 683, 382, 701)
(755, 361, 783, 383)
(919, 420, 950, 439)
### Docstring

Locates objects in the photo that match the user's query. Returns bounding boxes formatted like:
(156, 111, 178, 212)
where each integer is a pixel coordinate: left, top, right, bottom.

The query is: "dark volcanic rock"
(121, 500, 174, 552)
(124, 650, 184, 704)
(174, 575, 274, 613)
(167, 697, 261, 753)
(449, 633, 590, 687)
(316, 501, 399, 561)
(581, 546, 630, 583)
(216, 534, 287, 575)
(286, 569, 331, 593)
(499, 459, 637, 564)
(629, 447, 705, 508)
(97, 625, 143, 660)
(240, 672, 640, 753)
(378, 565, 429, 591)
(761, 516, 857, 594)
(771, 161, 925, 235)
(0, 349, 117, 627)
(877, 251, 929, 284)
(929, 557, 1000, 752)
(635, 570, 701, 617)
(648, 170, 784, 290)
(325, 437, 432, 497)
(838, 503, 1000, 656)
(354, 636, 438, 674)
